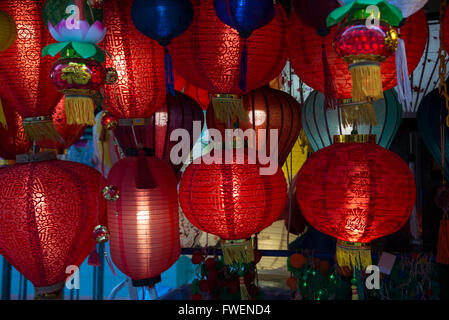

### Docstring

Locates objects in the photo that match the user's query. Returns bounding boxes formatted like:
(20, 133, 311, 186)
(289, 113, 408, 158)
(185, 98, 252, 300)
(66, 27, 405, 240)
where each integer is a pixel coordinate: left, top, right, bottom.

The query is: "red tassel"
(437, 217, 449, 264)
(135, 149, 158, 189)
(322, 44, 338, 110)
(104, 251, 117, 276)
(88, 248, 101, 267)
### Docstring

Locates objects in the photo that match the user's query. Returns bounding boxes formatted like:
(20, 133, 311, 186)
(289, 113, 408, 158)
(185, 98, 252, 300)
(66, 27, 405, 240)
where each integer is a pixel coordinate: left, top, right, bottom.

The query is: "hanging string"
(164, 46, 176, 96)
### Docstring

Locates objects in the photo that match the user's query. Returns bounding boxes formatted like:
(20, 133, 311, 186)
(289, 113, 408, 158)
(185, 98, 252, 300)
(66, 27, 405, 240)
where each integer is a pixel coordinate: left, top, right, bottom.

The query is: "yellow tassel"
(221, 239, 254, 265)
(22, 117, 62, 142)
(212, 94, 249, 124)
(349, 62, 383, 102)
(65, 96, 96, 125)
(336, 240, 372, 270)
(340, 102, 378, 127)
(239, 276, 251, 301)
(0, 97, 7, 129)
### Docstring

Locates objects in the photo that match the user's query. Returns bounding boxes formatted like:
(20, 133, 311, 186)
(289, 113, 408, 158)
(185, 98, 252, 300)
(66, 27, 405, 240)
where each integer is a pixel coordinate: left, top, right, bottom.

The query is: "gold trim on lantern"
(0, 159, 16, 165)
(221, 238, 254, 265)
(117, 118, 151, 127)
(34, 282, 65, 300)
(22, 115, 62, 142)
(212, 94, 249, 124)
(336, 240, 372, 270)
(333, 134, 376, 144)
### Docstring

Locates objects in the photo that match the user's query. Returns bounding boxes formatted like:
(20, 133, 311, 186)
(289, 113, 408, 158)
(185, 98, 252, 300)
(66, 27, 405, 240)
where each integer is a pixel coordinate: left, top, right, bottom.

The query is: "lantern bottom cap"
(34, 281, 65, 297)
(132, 275, 161, 287)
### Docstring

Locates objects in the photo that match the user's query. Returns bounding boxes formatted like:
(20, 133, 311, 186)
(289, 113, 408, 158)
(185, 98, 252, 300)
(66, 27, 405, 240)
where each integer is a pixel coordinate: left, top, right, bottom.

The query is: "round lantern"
(303, 89, 402, 152)
(107, 150, 180, 289)
(113, 90, 205, 176)
(103, 0, 166, 120)
(206, 86, 301, 167)
(37, 97, 86, 154)
(287, 9, 428, 100)
(174, 71, 210, 110)
(131, 0, 194, 95)
(296, 135, 416, 269)
(292, 0, 340, 36)
(0, 1, 62, 141)
(0, 155, 107, 299)
(169, 0, 287, 123)
(0, 10, 16, 52)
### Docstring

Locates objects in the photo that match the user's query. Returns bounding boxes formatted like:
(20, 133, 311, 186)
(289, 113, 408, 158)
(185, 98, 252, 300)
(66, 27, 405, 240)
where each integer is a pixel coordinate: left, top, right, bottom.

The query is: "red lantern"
(174, 70, 210, 111)
(107, 151, 180, 287)
(0, 0, 62, 141)
(113, 90, 205, 176)
(37, 97, 86, 154)
(179, 150, 287, 240)
(287, 9, 428, 100)
(0, 156, 107, 298)
(206, 86, 301, 167)
(296, 136, 415, 268)
(103, 0, 166, 119)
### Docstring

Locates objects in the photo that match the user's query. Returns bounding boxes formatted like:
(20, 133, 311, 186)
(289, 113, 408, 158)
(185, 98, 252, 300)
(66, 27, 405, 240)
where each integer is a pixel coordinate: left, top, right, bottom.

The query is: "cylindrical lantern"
(303, 89, 402, 152)
(0, 155, 107, 299)
(287, 9, 428, 99)
(107, 150, 180, 288)
(296, 135, 416, 269)
(37, 97, 86, 154)
(206, 86, 301, 167)
(0, 0, 62, 141)
(169, 0, 287, 122)
(0, 10, 16, 52)
(103, 0, 166, 120)
(113, 90, 204, 176)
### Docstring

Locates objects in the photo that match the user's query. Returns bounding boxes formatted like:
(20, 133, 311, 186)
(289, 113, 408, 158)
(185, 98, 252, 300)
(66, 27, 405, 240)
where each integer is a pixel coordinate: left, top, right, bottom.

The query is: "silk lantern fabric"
(206, 86, 301, 166)
(38, 97, 86, 154)
(292, 0, 340, 36)
(107, 155, 180, 284)
(296, 142, 416, 243)
(174, 71, 210, 110)
(416, 86, 449, 182)
(0, 160, 107, 293)
(103, 0, 166, 119)
(113, 90, 205, 175)
(169, 0, 287, 95)
(303, 89, 402, 152)
(287, 9, 427, 100)
(0, 0, 61, 119)
(179, 151, 287, 240)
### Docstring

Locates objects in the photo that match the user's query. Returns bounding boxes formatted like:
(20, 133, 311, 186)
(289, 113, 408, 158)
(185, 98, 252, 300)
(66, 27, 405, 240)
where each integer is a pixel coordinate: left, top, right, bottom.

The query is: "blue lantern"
(213, 0, 276, 92)
(303, 89, 403, 151)
(417, 87, 449, 181)
(131, 0, 194, 96)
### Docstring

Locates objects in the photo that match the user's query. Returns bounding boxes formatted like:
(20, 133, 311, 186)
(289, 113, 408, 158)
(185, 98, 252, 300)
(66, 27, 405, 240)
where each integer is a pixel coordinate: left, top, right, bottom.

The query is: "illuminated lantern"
(113, 90, 204, 176)
(296, 135, 416, 270)
(206, 86, 301, 167)
(0, 154, 107, 299)
(103, 0, 166, 119)
(174, 71, 210, 110)
(37, 97, 86, 154)
(0, 10, 16, 52)
(303, 89, 402, 152)
(287, 9, 427, 100)
(131, 0, 194, 95)
(107, 150, 180, 290)
(169, 0, 287, 124)
(0, 0, 62, 141)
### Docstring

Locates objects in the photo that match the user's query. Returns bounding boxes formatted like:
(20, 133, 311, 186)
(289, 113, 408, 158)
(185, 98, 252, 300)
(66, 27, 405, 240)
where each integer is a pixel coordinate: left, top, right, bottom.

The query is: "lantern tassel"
(221, 239, 255, 265)
(164, 46, 176, 96)
(239, 276, 251, 301)
(322, 44, 338, 110)
(22, 117, 62, 142)
(65, 95, 96, 125)
(0, 97, 7, 129)
(340, 102, 378, 128)
(239, 38, 248, 93)
(135, 148, 158, 189)
(349, 61, 384, 102)
(436, 213, 449, 264)
(395, 37, 412, 109)
(212, 94, 249, 124)
(336, 240, 372, 270)
(104, 251, 117, 276)
(88, 247, 101, 267)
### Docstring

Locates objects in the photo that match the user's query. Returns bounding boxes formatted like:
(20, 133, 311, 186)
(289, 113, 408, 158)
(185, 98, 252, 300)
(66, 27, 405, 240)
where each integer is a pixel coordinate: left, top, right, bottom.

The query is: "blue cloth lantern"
(417, 86, 449, 181)
(131, 0, 194, 96)
(213, 0, 276, 92)
(303, 89, 402, 151)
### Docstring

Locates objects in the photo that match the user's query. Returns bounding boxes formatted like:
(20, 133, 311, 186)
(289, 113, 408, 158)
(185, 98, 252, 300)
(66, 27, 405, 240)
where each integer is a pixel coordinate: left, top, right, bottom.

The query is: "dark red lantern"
(296, 136, 415, 268)
(37, 97, 86, 154)
(206, 86, 301, 166)
(287, 9, 428, 100)
(292, 0, 340, 36)
(103, 0, 166, 119)
(0, 156, 107, 298)
(107, 152, 180, 288)
(113, 90, 204, 176)
(179, 150, 287, 240)
(0, 0, 62, 141)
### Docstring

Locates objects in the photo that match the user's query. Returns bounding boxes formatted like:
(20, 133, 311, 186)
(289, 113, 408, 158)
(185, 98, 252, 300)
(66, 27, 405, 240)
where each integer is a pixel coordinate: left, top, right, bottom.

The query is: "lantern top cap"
(333, 134, 377, 144)
(16, 151, 57, 164)
(327, 0, 403, 27)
